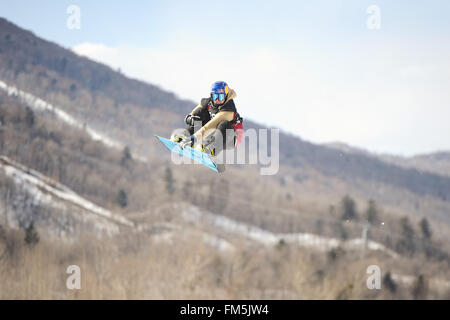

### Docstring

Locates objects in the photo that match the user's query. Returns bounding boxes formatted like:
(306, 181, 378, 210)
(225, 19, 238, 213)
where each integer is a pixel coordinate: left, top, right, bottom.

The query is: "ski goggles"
(211, 92, 226, 102)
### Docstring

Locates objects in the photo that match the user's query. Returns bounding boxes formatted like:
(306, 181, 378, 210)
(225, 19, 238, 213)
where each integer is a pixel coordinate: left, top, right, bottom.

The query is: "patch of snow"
(345, 238, 398, 258)
(181, 205, 397, 257)
(151, 232, 174, 244)
(138, 220, 234, 252)
(0, 156, 134, 228)
(202, 233, 234, 252)
(391, 273, 450, 291)
(0, 79, 146, 162)
(0, 80, 121, 149)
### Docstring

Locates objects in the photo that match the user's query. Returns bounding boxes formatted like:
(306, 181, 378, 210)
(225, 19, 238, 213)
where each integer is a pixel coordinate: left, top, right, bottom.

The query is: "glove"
(185, 114, 201, 126)
(179, 136, 194, 149)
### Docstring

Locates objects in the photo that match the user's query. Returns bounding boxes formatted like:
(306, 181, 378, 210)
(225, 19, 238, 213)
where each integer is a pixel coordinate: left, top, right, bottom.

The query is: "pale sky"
(1, 0, 450, 156)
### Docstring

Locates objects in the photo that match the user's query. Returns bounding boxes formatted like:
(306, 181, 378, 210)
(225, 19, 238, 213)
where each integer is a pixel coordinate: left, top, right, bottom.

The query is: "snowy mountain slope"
(180, 204, 398, 258)
(325, 142, 450, 178)
(3, 14, 450, 209)
(0, 79, 147, 162)
(0, 154, 233, 248)
(0, 80, 121, 149)
(0, 155, 134, 238)
(176, 204, 450, 292)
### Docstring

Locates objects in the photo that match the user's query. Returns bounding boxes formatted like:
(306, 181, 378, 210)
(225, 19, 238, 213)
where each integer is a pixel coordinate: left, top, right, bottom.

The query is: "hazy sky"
(1, 0, 450, 156)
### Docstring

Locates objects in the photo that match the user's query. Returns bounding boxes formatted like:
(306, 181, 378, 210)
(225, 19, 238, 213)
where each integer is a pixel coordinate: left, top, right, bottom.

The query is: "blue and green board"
(155, 135, 219, 173)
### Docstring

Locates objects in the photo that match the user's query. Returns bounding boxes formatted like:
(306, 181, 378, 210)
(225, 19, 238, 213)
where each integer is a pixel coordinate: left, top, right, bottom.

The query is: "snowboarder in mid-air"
(170, 81, 244, 172)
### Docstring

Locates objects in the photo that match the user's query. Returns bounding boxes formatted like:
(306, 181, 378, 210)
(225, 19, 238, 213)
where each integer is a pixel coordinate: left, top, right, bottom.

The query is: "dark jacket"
(189, 89, 241, 142)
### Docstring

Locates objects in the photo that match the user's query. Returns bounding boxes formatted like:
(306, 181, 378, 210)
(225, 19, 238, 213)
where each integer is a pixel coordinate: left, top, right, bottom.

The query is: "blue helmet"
(210, 81, 229, 105)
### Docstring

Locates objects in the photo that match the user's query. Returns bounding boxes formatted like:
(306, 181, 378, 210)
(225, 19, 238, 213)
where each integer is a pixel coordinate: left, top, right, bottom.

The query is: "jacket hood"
(226, 88, 236, 102)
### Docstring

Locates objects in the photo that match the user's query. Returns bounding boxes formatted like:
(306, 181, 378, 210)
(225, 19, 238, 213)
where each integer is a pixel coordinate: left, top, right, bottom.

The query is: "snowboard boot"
(196, 144, 226, 173)
(195, 143, 216, 156)
(170, 134, 184, 143)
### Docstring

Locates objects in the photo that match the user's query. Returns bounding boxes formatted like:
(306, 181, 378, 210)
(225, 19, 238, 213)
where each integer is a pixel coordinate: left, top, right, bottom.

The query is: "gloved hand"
(179, 136, 194, 149)
(184, 114, 201, 126)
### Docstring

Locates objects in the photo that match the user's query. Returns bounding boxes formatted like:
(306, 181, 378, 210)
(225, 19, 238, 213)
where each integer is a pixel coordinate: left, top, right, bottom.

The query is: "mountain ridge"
(1, 16, 450, 212)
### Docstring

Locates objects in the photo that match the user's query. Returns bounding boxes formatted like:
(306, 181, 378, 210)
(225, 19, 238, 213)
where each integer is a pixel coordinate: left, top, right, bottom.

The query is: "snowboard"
(155, 135, 220, 173)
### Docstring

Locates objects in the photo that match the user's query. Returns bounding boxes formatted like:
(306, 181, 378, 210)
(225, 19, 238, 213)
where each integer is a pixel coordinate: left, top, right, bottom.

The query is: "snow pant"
(187, 119, 236, 155)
